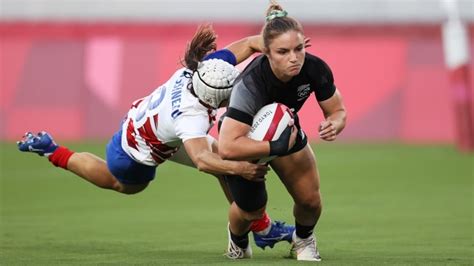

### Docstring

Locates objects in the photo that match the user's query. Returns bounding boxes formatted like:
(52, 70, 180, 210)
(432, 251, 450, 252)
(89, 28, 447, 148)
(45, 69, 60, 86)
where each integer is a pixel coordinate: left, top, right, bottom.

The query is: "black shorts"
(225, 175, 267, 212)
(226, 128, 307, 212)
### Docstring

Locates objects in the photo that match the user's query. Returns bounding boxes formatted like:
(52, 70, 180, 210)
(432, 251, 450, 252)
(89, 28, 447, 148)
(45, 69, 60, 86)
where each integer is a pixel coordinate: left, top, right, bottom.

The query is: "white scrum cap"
(192, 58, 240, 109)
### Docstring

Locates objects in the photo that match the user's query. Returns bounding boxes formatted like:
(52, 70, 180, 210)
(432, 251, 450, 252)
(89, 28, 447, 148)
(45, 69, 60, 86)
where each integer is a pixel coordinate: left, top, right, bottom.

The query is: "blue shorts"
(106, 130, 156, 185)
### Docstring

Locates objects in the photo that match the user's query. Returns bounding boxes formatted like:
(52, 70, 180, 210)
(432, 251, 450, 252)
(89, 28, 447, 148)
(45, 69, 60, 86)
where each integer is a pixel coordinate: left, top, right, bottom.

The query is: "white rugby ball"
(248, 103, 293, 163)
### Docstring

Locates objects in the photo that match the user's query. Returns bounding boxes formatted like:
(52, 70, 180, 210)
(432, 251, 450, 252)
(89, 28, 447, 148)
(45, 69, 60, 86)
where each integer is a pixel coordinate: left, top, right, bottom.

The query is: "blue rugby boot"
(17, 131, 58, 157)
(253, 221, 295, 249)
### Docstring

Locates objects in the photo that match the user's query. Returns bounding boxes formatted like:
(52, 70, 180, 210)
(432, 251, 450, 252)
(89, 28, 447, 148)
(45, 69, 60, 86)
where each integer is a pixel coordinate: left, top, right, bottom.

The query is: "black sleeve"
(308, 54, 336, 101)
(226, 107, 254, 126)
(227, 75, 267, 126)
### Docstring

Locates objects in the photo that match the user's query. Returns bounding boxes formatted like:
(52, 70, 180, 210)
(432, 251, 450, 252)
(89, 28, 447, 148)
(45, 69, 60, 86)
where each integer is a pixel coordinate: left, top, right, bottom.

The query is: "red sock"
(250, 212, 271, 232)
(48, 146, 74, 169)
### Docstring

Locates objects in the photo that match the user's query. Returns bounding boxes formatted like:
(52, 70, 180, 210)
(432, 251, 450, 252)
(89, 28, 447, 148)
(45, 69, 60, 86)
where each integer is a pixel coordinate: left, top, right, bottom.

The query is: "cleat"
(290, 231, 321, 261)
(253, 221, 295, 249)
(225, 225, 252, 259)
(17, 131, 58, 157)
(17, 132, 35, 148)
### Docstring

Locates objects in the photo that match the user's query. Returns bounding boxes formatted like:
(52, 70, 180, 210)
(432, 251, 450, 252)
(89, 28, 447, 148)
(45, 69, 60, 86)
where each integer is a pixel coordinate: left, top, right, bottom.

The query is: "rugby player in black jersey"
(219, 0, 347, 261)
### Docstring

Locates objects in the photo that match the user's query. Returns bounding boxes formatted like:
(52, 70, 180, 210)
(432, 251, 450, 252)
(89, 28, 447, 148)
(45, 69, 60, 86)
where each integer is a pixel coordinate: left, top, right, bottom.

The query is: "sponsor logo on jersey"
(296, 84, 311, 101)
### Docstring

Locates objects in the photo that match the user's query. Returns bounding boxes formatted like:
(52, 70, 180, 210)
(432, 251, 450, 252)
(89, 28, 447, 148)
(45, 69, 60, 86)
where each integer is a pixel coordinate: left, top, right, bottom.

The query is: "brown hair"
(183, 24, 217, 71)
(262, 1, 304, 49)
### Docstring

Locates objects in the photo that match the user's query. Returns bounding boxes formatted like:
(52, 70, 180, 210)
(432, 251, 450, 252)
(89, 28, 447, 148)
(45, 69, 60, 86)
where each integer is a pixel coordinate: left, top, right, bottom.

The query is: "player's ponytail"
(183, 24, 217, 71)
(262, 0, 303, 49)
(265, 0, 286, 21)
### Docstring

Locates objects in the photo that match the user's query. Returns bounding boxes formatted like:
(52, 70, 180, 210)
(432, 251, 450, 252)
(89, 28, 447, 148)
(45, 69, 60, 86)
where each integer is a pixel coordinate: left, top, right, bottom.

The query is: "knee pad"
(225, 175, 267, 212)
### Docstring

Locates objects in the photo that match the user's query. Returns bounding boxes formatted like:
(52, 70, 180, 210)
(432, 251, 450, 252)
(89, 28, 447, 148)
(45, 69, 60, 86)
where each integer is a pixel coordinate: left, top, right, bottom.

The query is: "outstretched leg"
(17, 131, 148, 194)
(67, 151, 148, 194)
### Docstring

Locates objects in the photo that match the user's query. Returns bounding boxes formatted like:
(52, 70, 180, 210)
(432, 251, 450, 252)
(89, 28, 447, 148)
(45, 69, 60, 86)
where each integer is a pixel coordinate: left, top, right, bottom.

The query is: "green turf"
(1, 142, 472, 265)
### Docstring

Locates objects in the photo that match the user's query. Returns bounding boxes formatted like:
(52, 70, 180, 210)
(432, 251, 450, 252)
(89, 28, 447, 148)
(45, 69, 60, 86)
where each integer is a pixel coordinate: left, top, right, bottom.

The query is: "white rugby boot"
(290, 231, 321, 261)
(225, 225, 252, 259)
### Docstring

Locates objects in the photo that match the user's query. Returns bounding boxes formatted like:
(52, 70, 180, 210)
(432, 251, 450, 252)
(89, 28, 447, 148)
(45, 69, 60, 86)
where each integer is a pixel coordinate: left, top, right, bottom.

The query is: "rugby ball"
(248, 103, 293, 163)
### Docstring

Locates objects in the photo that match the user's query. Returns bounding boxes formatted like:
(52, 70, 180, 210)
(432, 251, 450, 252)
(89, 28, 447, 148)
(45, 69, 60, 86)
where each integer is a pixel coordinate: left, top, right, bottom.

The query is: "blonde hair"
(262, 0, 304, 49)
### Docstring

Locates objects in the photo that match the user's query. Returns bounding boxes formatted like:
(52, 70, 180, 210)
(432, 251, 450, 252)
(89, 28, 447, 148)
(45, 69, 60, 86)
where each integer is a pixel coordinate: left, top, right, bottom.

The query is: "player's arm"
(317, 88, 347, 141)
(183, 137, 268, 181)
(223, 35, 311, 65)
(224, 35, 263, 64)
(218, 117, 296, 161)
(218, 118, 270, 161)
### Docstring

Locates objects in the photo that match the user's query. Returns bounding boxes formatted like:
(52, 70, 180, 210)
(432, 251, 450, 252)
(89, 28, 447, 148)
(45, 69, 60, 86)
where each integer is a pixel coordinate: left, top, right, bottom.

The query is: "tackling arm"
(218, 117, 271, 161)
(222, 35, 311, 65)
(218, 117, 297, 160)
(183, 137, 268, 181)
(224, 35, 263, 64)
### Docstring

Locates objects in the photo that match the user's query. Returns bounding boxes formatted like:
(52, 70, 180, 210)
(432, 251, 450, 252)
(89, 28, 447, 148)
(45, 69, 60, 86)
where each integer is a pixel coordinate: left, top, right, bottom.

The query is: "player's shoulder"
(161, 68, 192, 93)
(245, 55, 267, 74)
(176, 87, 209, 116)
(305, 53, 330, 67)
(304, 53, 333, 74)
(161, 68, 202, 119)
(235, 55, 266, 88)
(170, 68, 192, 82)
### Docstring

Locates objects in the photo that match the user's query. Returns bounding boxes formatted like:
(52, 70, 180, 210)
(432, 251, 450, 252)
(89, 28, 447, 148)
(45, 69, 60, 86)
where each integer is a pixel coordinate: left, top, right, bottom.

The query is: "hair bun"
(265, 10, 288, 22)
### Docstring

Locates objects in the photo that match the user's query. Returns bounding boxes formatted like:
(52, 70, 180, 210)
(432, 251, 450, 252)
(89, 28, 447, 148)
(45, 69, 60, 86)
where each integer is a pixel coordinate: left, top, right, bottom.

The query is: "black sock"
(230, 229, 249, 249)
(295, 221, 315, 239)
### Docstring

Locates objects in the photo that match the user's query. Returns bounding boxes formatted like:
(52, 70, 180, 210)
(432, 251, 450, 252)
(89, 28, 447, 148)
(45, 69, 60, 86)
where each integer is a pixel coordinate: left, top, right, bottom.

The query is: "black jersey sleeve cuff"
(226, 107, 253, 126)
(316, 84, 336, 101)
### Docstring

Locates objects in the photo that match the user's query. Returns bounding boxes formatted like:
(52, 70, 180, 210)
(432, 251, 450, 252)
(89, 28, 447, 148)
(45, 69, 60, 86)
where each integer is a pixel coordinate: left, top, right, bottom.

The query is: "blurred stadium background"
(1, 0, 473, 265)
(1, 0, 473, 147)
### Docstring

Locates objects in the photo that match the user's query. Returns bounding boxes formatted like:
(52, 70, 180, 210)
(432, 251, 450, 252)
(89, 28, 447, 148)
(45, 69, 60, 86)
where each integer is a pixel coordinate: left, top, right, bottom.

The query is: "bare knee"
(240, 207, 266, 222)
(296, 191, 322, 212)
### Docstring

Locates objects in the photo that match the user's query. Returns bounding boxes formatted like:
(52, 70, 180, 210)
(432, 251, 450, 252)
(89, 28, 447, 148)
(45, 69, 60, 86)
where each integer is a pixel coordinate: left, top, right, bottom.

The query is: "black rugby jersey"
(227, 53, 336, 126)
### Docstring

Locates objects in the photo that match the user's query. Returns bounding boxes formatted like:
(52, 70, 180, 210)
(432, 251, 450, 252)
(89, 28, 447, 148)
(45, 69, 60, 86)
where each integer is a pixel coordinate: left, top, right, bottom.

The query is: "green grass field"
(1, 142, 472, 265)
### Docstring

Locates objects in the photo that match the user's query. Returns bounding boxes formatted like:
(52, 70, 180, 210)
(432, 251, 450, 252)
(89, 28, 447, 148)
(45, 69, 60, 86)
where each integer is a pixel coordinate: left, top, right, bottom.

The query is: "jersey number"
(135, 86, 166, 124)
